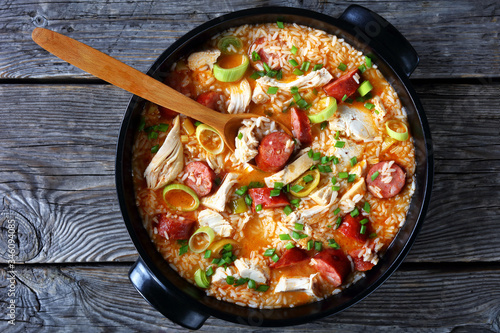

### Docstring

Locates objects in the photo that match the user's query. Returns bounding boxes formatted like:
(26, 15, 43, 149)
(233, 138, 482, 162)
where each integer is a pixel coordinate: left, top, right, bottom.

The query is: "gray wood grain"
(0, 82, 498, 264)
(1, 264, 499, 332)
(0, 0, 498, 80)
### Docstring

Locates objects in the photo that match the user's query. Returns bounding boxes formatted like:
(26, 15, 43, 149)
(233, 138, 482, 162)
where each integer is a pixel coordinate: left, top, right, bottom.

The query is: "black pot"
(116, 5, 433, 330)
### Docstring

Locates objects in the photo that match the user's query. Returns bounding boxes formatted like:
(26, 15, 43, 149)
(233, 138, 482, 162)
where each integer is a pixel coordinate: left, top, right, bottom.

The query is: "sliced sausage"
(338, 214, 371, 243)
(270, 247, 309, 269)
(158, 106, 178, 118)
(196, 91, 221, 110)
(156, 214, 195, 240)
(254, 132, 295, 172)
(248, 187, 290, 212)
(291, 107, 313, 145)
(366, 161, 406, 198)
(311, 249, 351, 287)
(349, 249, 376, 272)
(323, 68, 361, 100)
(249, 37, 281, 70)
(183, 161, 217, 197)
(164, 69, 193, 96)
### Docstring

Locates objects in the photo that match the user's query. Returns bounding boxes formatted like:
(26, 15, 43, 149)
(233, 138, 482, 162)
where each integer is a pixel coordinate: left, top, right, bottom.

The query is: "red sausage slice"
(323, 68, 361, 100)
(249, 37, 281, 70)
(270, 247, 309, 269)
(158, 106, 178, 118)
(291, 107, 313, 145)
(254, 132, 295, 172)
(196, 91, 221, 110)
(156, 214, 195, 240)
(183, 161, 217, 197)
(349, 249, 376, 272)
(311, 249, 352, 287)
(366, 161, 406, 198)
(338, 214, 371, 243)
(248, 188, 290, 212)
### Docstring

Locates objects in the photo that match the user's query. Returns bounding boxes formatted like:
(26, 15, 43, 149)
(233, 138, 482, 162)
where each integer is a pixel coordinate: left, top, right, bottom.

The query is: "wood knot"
(0, 208, 41, 262)
(32, 14, 48, 28)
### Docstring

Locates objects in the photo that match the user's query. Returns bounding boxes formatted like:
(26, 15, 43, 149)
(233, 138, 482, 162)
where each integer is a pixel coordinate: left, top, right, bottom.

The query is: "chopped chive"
(350, 156, 357, 166)
(293, 93, 302, 102)
(245, 194, 252, 206)
(363, 202, 371, 213)
(313, 63, 323, 71)
(365, 56, 372, 68)
(331, 176, 337, 184)
(283, 101, 295, 113)
(255, 204, 262, 212)
(300, 61, 311, 72)
(271, 253, 280, 262)
(312, 152, 321, 161)
(307, 239, 314, 250)
(335, 216, 342, 229)
(204, 250, 212, 259)
(256, 284, 270, 292)
(151, 144, 160, 153)
(291, 184, 304, 193)
(328, 239, 340, 249)
(369, 232, 377, 239)
(274, 182, 284, 190)
(212, 258, 220, 265)
(291, 45, 298, 54)
(371, 171, 380, 181)
(250, 72, 260, 80)
(223, 243, 233, 252)
(351, 208, 359, 217)
(226, 276, 235, 285)
(194, 121, 202, 127)
(364, 102, 375, 110)
(157, 123, 169, 132)
(342, 94, 348, 102)
(179, 244, 189, 255)
(293, 69, 304, 76)
(358, 64, 367, 73)
(283, 205, 293, 216)
(303, 174, 314, 183)
(290, 199, 300, 207)
(286, 184, 290, 193)
(285, 242, 295, 250)
(291, 231, 301, 239)
(264, 248, 275, 256)
(338, 63, 347, 71)
(263, 62, 271, 72)
(235, 278, 249, 286)
(308, 150, 313, 158)
(295, 223, 304, 231)
(332, 185, 340, 191)
(321, 155, 329, 164)
(277, 20, 284, 29)
(313, 88, 318, 95)
(334, 130, 340, 140)
(310, 165, 317, 171)
(356, 96, 365, 102)
(345, 98, 354, 104)
(348, 174, 356, 182)
(334, 208, 341, 215)
(318, 165, 332, 173)
(279, 233, 291, 240)
(235, 186, 248, 196)
(270, 189, 281, 197)
(248, 279, 257, 289)
(374, 109, 380, 115)
(360, 225, 367, 235)
(237, 132, 243, 140)
(314, 241, 323, 251)
(276, 70, 283, 80)
(320, 121, 328, 130)
(334, 141, 345, 148)
(148, 131, 158, 140)
(299, 233, 308, 239)
(331, 156, 339, 165)
(138, 117, 146, 131)
(251, 51, 261, 61)
(296, 99, 309, 109)
(266, 70, 278, 78)
(290, 86, 299, 94)
(289, 59, 299, 67)
(360, 218, 369, 225)
(338, 172, 348, 179)
(206, 266, 214, 277)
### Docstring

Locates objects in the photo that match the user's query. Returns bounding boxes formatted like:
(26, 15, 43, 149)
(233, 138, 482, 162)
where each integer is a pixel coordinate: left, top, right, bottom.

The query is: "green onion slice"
(196, 124, 224, 154)
(194, 268, 210, 288)
(213, 55, 249, 82)
(307, 97, 337, 123)
(189, 226, 216, 253)
(385, 120, 410, 141)
(217, 36, 243, 54)
(162, 184, 200, 212)
(358, 80, 373, 96)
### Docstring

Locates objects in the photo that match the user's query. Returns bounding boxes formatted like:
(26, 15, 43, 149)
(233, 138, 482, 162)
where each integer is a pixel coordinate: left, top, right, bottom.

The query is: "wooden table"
(1, 1, 499, 332)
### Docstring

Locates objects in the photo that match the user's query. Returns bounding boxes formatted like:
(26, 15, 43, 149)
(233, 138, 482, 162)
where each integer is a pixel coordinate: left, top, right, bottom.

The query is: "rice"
(132, 22, 416, 309)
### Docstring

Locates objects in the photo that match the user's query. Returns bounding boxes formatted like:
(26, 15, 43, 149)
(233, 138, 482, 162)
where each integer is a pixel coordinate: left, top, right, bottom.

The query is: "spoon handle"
(31, 27, 228, 130)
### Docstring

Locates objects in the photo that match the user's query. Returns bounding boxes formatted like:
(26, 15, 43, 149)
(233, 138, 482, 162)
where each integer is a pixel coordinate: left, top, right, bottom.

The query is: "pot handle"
(339, 5, 419, 77)
(129, 257, 209, 330)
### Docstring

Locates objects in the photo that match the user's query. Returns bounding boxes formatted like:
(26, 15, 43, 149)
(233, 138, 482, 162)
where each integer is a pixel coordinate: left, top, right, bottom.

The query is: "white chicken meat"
(197, 209, 233, 237)
(201, 172, 239, 211)
(256, 68, 333, 91)
(227, 79, 252, 114)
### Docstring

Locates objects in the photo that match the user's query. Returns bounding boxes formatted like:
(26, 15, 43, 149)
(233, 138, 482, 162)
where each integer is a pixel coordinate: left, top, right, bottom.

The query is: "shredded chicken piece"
(251, 82, 269, 104)
(197, 209, 233, 237)
(264, 152, 314, 187)
(339, 178, 366, 211)
(332, 139, 364, 171)
(144, 116, 183, 190)
(256, 68, 333, 91)
(274, 273, 320, 296)
(212, 266, 239, 284)
(201, 172, 239, 211)
(330, 104, 378, 142)
(310, 184, 338, 206)
(234, 258, 269, 283)
(350, 160, 367, 178)
(227, 79, 252, 114)
(187, 49, 221, 71)
(371, 95, 387, 120)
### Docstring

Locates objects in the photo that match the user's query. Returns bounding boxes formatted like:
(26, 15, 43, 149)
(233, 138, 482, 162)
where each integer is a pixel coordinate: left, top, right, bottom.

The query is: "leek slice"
(385, 120, 409, 141)
(195, 124, 224, 154)
(231, 197, 248, 214)
(194, 268, 210, 288)
(189, 226, 216, 253)
(290, 169, 321, 197)
(213, 55, 249, 82)
(217, 36, 243, 55)
(162, 184, 200, 212)
(208, 239, 239, 254)
(308, 97, 337, 123)
(358, 81, 373, 96)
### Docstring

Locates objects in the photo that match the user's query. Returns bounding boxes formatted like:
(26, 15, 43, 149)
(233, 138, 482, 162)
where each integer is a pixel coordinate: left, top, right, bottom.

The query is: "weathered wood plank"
(0, 0, 498, 79)
(0, 82, 498, 264)
(1, 264, 499, 332)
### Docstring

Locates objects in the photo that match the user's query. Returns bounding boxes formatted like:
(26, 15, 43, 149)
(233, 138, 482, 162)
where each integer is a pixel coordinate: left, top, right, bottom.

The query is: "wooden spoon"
(31, 27, 291, 153)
